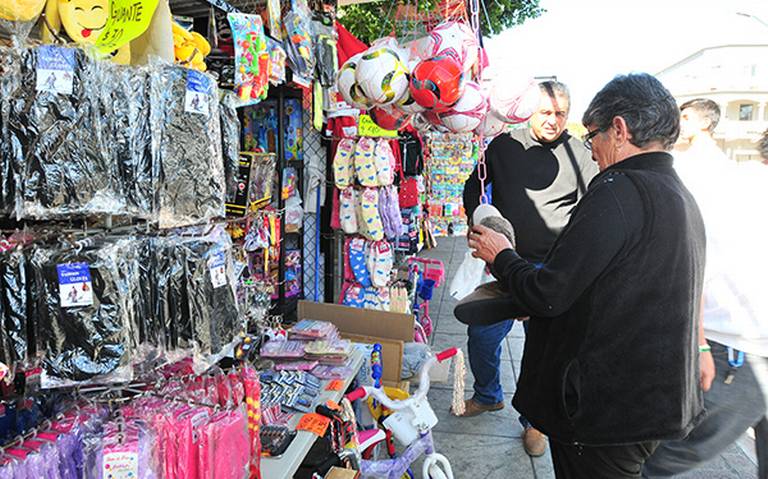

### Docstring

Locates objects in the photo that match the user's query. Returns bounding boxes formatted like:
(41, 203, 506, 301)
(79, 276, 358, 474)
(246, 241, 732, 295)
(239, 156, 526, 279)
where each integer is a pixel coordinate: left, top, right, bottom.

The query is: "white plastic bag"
(449, 250, 494, 300)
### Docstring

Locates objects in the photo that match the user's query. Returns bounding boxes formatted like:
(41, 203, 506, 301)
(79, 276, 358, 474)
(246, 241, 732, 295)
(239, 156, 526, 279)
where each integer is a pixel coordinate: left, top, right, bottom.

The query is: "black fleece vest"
(513, 153, 706, 446)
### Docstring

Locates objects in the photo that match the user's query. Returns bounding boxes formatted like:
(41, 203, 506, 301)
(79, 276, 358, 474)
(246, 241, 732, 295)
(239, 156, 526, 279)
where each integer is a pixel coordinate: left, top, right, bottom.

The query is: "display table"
(261, 347, 364, 479)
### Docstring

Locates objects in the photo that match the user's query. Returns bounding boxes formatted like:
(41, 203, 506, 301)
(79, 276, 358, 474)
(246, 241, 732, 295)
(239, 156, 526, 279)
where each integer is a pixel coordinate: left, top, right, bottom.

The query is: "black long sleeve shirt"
(464, 129, 598, 263)
(459, 152, 706, 446)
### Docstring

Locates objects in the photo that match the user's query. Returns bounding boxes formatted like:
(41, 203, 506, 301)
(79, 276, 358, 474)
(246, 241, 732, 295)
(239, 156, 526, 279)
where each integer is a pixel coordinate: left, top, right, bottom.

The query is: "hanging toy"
(228, 13, 270, 102)
(439, 80, 488, 133)
(355, 46, 409, 106)
(172, 21, 212, 71)
(42, 0, 131, 64)
(409, 55, 464, 111)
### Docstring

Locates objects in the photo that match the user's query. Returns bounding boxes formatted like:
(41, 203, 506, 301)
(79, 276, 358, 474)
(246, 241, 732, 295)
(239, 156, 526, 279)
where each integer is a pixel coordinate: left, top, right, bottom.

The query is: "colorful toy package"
(228, 13, 270, 104)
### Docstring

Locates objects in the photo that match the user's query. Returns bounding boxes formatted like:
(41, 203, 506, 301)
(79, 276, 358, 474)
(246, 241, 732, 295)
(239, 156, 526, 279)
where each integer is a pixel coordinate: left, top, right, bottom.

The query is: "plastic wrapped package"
(179, 226, 240, 370)
(29, 238, 137, 387)
(153, 236, 191, 352)
(0, 0, 45, 44)
(92, 421, 158, 479)
(98, 63, 155, 219)
(220, 91, 241, 200)
(7, 46, 123, 220)
(0, 48, 21, 217)
(198, 407, 250, 479)
(0, 248, 30, 372)
(314, 21, 338, 87)
(282, 11, 315, 82)
(150, 64, 226, 228)
(133, 237, 165, 353)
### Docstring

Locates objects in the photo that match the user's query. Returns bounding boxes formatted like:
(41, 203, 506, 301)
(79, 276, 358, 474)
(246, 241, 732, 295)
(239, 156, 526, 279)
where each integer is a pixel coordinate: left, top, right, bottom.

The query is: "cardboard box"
(298, 301, 415, 385)
(325, 467, 359, 479)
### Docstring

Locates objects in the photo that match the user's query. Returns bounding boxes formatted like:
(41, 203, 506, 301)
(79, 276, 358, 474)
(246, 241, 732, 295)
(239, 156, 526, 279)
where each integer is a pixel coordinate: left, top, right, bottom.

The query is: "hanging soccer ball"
(396, 87, 427, 115)
(423, 21, 479, 73)
(355, 47, 410, 105)
(369, 105, 412, 131)
(409, 55, 464, 111)
(476, 111, 508, 138)
(489, 77, 540, 124)
(439, 81, 489, 133)
(336, 53, 370, 109)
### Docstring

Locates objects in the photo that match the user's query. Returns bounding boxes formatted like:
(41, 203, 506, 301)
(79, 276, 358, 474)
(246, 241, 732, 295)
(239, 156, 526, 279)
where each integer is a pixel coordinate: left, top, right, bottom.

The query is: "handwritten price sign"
(96, 0, 159, 54)
(296, 413, 331, 437)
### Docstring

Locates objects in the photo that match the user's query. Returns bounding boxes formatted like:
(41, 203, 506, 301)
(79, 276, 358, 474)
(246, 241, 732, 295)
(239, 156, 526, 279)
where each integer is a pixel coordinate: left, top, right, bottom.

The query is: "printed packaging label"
(36, 46, 75, 95)
(57, 263, 94, 308)
(185, 70, 211, 115)
(102, 450, 139, 479)
(208, 251, 227, 289)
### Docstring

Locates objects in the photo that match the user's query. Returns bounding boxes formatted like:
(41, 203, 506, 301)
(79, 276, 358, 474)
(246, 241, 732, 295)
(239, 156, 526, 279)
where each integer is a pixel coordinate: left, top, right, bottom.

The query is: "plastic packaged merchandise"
(178, 225, 241, 370)
(29, 237, 138, 388)
(0, 248, 30, 372)
(220, 90, 241, 199)
(0, 48, 21, 217)
(98, 62, 155, 219)
(150, 63, 226, 228)
(7, 46, 128, 220)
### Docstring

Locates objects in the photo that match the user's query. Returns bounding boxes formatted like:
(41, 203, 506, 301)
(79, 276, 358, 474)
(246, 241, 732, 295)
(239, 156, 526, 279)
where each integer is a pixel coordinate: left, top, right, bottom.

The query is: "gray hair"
(759, 129, 768, 161)
(539, 81, 570, 105)
(582, 73, 680, 150)
(680, 98, 721, 133)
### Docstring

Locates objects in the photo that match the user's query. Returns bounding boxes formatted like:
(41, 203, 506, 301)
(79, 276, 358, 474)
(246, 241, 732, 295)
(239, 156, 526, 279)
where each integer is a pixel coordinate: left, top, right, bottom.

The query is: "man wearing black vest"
(460, 81, 597, 457)
(460, 73, 706, 478)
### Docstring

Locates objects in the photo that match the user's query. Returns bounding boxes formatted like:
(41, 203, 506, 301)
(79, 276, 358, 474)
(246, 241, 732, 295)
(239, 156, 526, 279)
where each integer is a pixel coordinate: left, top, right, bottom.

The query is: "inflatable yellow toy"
(172, 21, 211, 71)
(0, 0, 47, 22)
(43, 0, 131, 64)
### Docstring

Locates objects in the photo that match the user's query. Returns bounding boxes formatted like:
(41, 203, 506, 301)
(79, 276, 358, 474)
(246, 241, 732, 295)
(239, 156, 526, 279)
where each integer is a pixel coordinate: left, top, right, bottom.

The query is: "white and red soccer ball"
(439, 81, 489, 133)
(489, 77, 540, 124)
(416, 21, 479, 74)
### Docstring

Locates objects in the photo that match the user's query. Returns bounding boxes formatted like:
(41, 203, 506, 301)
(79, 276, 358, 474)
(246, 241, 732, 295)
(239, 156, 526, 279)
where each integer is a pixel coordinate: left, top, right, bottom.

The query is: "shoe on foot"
(452, 398, 504, 417)
(522, 427, 547, 457)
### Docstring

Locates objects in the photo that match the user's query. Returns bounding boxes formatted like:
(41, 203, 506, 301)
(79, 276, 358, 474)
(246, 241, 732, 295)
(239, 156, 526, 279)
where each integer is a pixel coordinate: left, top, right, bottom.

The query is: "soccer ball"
(355, 47, 410, 105)
(336, 53, 371, 109)
(369, 105, 411, 131)
(439, 81, 489, 133)
(423, 21, 479, 73)
(395, 88, 427, 115)
(409, 56, 464, 111)
(476, 111, 508, 138)
(489, 77, 540, 124)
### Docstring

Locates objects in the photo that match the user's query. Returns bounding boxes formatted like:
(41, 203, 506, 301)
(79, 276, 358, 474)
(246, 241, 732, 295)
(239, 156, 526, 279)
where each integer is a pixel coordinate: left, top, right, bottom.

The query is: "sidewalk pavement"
(416, 236, 758, 479)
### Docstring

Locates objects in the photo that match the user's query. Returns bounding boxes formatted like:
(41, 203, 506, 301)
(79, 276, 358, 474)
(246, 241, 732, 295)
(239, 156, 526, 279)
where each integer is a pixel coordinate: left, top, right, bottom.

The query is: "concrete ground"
(417, 236, 758, 479)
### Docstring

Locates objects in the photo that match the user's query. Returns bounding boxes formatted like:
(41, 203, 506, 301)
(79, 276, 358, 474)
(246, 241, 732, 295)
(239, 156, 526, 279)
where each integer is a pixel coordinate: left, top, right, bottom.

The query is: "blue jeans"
(467, 319, 532, 428)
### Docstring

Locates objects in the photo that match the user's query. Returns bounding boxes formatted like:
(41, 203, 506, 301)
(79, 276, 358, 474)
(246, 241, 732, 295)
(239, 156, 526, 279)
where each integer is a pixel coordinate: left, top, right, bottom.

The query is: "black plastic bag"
(0, 249, 29, 370)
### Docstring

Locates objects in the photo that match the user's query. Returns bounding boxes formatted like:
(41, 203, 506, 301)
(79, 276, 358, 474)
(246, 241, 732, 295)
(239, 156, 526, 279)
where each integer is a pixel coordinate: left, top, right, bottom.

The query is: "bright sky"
(484, 0, 768, 120)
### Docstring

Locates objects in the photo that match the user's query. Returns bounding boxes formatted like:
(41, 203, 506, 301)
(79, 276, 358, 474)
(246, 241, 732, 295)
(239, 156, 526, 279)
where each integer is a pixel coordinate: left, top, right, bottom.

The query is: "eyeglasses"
(583, 128, 603, 150)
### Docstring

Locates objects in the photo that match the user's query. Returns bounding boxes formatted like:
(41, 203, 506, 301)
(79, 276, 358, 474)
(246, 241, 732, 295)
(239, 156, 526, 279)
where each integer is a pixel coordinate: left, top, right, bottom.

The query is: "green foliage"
(337, 0, 543, 44)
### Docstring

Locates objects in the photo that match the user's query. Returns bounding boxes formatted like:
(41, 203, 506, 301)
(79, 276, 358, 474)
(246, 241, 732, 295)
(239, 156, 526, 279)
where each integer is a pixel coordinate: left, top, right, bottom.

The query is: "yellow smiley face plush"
(44, 0, 131, 64)
(0, 0, 47, 22)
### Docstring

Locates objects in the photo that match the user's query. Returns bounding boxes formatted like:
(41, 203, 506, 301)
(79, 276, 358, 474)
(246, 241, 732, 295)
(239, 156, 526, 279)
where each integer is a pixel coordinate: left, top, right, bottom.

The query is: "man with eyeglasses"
(460, 73, 706, 478)
(459, 80, 597, 458)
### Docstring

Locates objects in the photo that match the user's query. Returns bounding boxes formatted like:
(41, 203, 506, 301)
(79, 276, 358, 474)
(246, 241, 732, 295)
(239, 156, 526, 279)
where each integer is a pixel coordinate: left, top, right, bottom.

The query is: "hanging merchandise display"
(425, 132, 476, 236)
(228, 13, 270, 103)
(172, 21, 212, 71)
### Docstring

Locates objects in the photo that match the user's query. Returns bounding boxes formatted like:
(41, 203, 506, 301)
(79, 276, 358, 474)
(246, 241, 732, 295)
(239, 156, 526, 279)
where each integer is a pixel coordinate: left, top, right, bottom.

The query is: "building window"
(739, 104, 753, 121)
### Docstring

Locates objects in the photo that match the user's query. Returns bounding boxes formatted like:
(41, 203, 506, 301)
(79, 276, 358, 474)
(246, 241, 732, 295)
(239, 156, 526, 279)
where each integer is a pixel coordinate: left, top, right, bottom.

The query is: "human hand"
(699, 349, 715, 392)
(468, 225, 514, 264)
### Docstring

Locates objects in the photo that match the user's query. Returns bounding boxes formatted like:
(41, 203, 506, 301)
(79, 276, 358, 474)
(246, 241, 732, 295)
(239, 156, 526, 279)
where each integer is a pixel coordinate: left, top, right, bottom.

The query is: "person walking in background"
(642, 101, 768, 478)
(459, 81, 597, 458)
(460, 73, 706, 478)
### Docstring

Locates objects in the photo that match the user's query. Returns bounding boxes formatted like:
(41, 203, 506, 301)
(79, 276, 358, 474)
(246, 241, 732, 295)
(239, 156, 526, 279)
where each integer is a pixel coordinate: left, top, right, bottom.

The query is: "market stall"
(0, 0, 538, 475)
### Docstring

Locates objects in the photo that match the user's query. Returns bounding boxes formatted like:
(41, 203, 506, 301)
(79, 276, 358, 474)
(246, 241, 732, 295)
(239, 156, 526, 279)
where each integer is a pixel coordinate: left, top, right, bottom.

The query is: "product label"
(358, 114, 397, 138)
(102, 450, 139, 479)
(36, 46, 75, 95)
(57, 263, 94, 308)
(208, 251, 227, 289)
(185, 70, 212, 115)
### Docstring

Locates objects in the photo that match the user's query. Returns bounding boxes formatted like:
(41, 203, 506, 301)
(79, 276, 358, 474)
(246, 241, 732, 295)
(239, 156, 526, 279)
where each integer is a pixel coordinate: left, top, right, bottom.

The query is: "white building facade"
(657, 44, 768, 162)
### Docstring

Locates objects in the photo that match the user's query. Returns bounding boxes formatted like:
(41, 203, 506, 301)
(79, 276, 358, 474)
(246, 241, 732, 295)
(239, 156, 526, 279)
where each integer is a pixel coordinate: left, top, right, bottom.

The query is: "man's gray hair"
(582, 73, 680, 150)
(680, 98, 721, 133)
(759, 129, 768, 161)
(539, 81, 570, 104)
